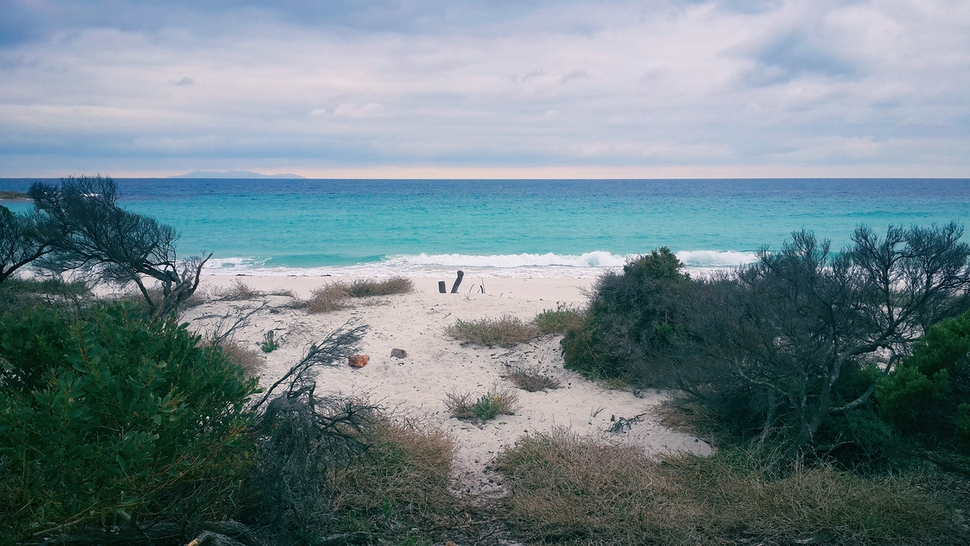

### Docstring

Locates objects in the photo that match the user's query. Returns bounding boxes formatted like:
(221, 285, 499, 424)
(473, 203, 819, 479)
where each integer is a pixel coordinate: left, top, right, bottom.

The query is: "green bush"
(562, 247, 690, 382)
(877, 309, 970, 451)
(0, 302, 259, 541)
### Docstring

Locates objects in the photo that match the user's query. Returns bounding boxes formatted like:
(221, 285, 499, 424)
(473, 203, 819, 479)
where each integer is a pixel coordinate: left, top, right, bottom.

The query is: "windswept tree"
(0, 204, 66, 285)
(28, 175, 210, 316)
(687, 223, 970, 459)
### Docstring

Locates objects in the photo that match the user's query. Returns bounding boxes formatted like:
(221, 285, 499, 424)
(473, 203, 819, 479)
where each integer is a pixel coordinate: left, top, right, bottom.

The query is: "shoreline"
(186, 274, 711, 497)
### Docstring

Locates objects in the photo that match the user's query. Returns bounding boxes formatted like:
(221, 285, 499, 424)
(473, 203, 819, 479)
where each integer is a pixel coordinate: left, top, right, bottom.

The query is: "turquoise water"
(2, 179, 968, 278)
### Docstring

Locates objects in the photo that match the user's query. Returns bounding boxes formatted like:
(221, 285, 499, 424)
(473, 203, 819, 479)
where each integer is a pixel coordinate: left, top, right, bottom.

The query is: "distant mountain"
(169, 170, 306, 179)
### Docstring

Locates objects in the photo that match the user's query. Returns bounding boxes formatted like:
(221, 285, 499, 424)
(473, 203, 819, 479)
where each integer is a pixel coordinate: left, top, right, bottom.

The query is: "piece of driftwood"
(450, 270, 464, 293)
(438, 280, 447, 293)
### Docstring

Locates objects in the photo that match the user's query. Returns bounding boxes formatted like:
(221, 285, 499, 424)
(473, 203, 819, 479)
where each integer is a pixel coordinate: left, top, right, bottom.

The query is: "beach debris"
(348, 354, 370, 368)
(438, 280, 447, 293)
(390, 348, 408, 358)
(451, 270, 464, 293)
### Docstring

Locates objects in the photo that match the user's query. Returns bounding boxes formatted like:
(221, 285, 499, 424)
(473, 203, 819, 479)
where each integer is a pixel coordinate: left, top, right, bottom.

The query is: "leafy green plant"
(445, 387, 518, 421)
(261, 329, 280, 353)
(0, 302, 259, 542)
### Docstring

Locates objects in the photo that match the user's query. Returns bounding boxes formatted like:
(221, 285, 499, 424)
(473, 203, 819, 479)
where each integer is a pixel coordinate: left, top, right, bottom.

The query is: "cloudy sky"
(1, 0, 968, 178)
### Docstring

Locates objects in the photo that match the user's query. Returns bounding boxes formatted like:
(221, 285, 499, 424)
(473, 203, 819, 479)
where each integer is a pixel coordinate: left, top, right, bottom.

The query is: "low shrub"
(494, 429, 953, 545)
(503, 365, 561, 392)
(216, 279, 263, 301)
(305, 277, 413, 314)
(306, 283, 351, 313)
(0, 302, 259, 542)
(534, 303, 586, 335)
(445, 387, 519, 421)
(0, 276, 91, 313)
(446, 314, 539, 347)
(346, 276, 413, 297)
(218, 339, 265, 378)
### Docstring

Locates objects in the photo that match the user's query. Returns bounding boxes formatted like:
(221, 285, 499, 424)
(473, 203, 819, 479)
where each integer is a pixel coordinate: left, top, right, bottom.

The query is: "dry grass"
(446, 314, 540, 347)
(304, 277, 413, 314)
(329, 417, 461, 536)
(503, 365, 561, 392)
(346, 276, 413, 297)
(494, 428, 953, 545)
(445, 386, 519, 421)
(218, 340, 265, 378)
(534, 304, 586, 335)
(215, 279, 264, 301)
(306, 283, 351, 313)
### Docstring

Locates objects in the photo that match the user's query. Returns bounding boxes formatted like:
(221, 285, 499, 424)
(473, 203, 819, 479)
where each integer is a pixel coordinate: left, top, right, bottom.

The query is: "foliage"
(303, 277, 413, 314)
(675, 224, 970, 460)
(533, 303, 585, 335)
(445, 386, 519, 421)
(260, 330, 280, 353)
(28, 175, 211, 318)
(0, 302, 259, 542)
(494, 428, 952, 545)
(0, 203, 65, 285)
(562, 247, 690, 382)
(0, 276, 91, 315)
(878, 309, 970, 452)
(446, 314, 539, 347)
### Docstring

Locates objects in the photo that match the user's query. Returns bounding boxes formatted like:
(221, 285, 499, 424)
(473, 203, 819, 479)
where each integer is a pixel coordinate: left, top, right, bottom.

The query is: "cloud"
(331, 103, 386, 119)
(0, 1, 968, 176)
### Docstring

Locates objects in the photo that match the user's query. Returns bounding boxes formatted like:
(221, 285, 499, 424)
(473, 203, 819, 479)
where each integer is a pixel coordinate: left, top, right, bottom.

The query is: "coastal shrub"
(217, 279, 263, 301)
(877, 309, 970, 452)
(503, 365, 561, 392)
(534, 303, 585, 335)
(446, 314, 540, 347)
(304, 277, 413, 314)
(219, 338, 265, 378)
(346, 276, 413, 297)
(493, 429, 951, 545)
(0, 302, 259, 542)
(678, 224, 970, 460)
(0, 276, 90, 314)
(445, 386, 519, 421)
(562, 247, 691, 382)
(306, 283, 352, 313)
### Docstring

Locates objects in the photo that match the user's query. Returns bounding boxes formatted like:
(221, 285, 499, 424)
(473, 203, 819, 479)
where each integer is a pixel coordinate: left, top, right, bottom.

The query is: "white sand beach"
(183, 274, 711, 498)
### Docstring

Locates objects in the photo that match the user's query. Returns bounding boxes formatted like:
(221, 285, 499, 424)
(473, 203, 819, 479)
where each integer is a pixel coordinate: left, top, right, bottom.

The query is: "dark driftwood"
(438, 280, 447, 293)
(450, 270, 464, 293)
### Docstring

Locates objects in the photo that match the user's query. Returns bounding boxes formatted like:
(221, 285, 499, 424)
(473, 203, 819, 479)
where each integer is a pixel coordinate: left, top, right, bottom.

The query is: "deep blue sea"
(2, 179, 968, 278)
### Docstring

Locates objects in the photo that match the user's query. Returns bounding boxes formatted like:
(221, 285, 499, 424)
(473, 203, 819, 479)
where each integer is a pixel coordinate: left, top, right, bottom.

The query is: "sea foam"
(203, 250, 757, 279)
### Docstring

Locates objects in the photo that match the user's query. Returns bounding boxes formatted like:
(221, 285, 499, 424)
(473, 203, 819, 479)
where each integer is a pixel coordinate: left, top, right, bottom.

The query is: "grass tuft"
(534, 303, 586, 335)
(445, 387, 519, 421)
(216, 279, 263, 301)
(305, 277, 413, 314)
(503, 365, 561, 392)
(217, 339, 265, 379)
(446, 314, 539, 347)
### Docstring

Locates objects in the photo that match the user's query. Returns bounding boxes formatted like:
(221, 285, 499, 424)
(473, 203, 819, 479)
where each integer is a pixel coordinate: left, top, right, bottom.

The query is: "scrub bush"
(0, 302, 259, 542)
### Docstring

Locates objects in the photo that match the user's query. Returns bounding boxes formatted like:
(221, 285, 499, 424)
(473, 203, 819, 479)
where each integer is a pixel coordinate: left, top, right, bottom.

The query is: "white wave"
(676, 250, 758, 268)
(200, 250, 756, 279)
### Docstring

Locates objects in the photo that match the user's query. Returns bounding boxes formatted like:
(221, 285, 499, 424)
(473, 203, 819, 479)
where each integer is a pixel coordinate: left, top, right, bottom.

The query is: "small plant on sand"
(219, 339, 266, 378)
(503, 365, 561, 392)
(217, 279, 263, 301)
(304, 277, 413, 314)
(261, 330, 280, 353)
(346, 276, 414, 297)
(445, 387, 519, 421)
(446, 314, 539, 347)
(534, 303, 586, 335)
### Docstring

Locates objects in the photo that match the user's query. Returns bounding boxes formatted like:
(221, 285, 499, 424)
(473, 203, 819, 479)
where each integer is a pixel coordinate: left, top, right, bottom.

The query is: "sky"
(0, 0, 968, 179)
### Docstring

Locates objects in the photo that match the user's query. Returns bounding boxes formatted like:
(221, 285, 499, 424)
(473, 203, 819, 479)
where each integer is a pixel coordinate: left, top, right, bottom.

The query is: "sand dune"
(184, 274, 711, 497)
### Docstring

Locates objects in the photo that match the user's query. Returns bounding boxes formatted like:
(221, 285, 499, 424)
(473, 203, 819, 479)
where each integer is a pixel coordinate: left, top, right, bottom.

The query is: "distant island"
(0, 190, 31, 201)
(169, 170, 306, 179)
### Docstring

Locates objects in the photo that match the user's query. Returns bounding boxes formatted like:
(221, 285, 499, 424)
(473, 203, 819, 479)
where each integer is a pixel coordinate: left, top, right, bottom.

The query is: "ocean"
(2, 178, 968, 278)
